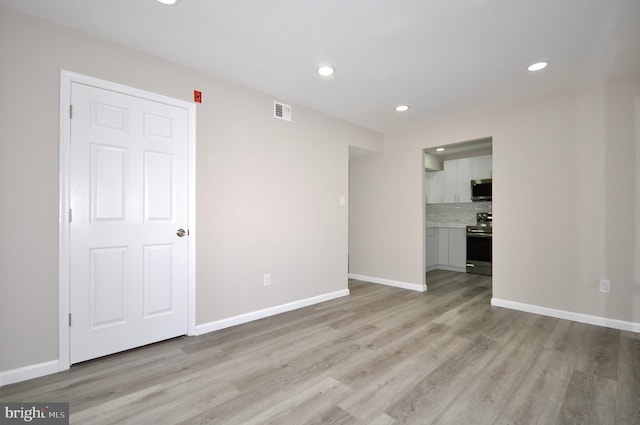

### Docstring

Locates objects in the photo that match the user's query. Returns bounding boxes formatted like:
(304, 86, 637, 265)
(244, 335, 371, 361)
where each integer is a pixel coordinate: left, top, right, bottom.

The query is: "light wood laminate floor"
(1, 270, 639, 424)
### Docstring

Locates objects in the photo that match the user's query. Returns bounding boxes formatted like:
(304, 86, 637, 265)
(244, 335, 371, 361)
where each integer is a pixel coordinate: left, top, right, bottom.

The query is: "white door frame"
(58, 70, 196, 371)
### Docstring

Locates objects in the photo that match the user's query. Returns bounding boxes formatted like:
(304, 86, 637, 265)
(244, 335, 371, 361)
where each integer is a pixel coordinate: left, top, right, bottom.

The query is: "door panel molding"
(59, 70, 196, 371)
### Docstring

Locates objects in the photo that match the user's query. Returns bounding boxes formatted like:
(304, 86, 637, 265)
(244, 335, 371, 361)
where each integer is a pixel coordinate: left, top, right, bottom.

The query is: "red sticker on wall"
(194, 90, 202, 103)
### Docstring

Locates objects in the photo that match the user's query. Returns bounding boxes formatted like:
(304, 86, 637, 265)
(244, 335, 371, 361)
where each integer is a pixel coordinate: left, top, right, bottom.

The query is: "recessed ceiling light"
(156, 0, 178, 5)
(527, 61, 548, 71)
(436, 148, 445, 152)
(395, 105, 409, 112)
(317, 66, 334, 76)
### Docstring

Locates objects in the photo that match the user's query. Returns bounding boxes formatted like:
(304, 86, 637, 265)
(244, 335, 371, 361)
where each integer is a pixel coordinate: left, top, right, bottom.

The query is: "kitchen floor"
(426, 268, 492, 293)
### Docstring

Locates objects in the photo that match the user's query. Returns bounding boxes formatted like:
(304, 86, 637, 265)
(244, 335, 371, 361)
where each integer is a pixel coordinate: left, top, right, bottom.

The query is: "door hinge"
(69, 105, 73, 119)
(69, 208, 73, 222)
(187, 229, 190, 236)
(68, 313, 72, 327)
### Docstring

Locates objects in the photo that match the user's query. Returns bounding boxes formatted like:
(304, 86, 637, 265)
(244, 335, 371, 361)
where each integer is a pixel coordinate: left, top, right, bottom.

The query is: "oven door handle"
(466, 232, 492, 238)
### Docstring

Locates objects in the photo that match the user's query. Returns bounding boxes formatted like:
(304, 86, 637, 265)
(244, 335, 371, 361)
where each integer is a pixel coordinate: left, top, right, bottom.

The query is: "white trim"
(491, 298, 640, 333)
(194, 289, 349, 336)
(59, 71, 72, 372)
(348, 273, 427, 292)
(59, 70, 197, 371)
(186, 89, 197, 336)
(0, 360, 60, 387)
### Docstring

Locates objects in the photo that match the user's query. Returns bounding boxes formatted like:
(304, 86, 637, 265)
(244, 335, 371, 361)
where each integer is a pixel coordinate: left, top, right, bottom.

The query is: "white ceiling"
(2, 0, 640, 133)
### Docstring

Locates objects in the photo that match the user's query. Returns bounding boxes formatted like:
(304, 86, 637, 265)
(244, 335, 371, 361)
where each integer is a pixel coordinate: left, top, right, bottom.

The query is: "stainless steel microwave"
(471, 179, 492, 201)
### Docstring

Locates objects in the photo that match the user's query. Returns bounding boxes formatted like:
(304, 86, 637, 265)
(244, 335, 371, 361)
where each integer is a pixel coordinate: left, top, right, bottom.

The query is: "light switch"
(339, 196, 346, 207)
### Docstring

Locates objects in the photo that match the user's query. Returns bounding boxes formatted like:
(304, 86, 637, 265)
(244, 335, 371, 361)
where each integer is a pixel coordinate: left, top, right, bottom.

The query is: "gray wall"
(350, 71, 640, 324)
(0, 7, 383, 372)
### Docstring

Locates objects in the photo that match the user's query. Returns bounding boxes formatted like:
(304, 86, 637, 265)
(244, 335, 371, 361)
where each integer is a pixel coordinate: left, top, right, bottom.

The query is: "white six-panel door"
(69, 82, 189, 364)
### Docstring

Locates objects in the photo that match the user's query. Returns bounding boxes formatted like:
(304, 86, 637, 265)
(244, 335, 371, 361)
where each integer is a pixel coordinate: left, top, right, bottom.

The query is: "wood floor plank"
(431, 314, 551, 425)
(240, 377, 352, 425)
(557, 370, 618, 425)
(172, 375, 333, 425)
(67, 343, 231, 412)
(336, 321, 448, 390)
(383, 334, 500, 423)
(576, 325, 620, 381)
(491, 322, 573, 425)
(71, 376, 239, 425)
(491, 354, 569, 425)
(217, 309, 352, 357)
(614, 333, 640, 424)
(337, 331, 469, 422)
(1, 270, 637, 425)
(303, 405, 363, 425)
(541, 319, 583, 379)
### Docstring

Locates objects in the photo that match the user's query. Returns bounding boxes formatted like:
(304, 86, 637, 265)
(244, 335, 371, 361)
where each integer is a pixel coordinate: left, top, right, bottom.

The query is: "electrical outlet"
(599, 279, 610, 293)
(263, 273, 271, 286)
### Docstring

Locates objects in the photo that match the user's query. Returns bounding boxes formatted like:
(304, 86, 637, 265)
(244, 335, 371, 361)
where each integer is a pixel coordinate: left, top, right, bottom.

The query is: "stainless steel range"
(466, 212, 492, 275)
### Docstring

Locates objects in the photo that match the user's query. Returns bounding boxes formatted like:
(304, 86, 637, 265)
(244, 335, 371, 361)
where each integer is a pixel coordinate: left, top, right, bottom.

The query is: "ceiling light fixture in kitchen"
(527, 61, 548, 71)
(395, 105, 409, 112)
(156, 0, 178, 5)
(317, 66, 335, 76)
(436, 148, 445, 152)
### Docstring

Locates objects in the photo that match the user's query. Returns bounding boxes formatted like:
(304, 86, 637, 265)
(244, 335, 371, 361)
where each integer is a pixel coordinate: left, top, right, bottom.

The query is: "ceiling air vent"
(274, 101, 291, 122)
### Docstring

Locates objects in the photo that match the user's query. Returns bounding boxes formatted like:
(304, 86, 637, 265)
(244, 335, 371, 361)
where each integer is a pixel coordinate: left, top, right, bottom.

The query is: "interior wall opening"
(423, 137, 493, 297)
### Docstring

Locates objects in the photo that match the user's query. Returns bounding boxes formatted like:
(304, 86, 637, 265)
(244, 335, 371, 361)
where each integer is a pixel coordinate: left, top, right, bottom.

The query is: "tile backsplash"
(425, 202, 492, 225)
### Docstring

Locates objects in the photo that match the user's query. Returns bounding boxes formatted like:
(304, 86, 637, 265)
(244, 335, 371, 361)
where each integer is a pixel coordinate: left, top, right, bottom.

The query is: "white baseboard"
(348, 273, 427, 292)
(491, 298, 640, 333)
(194, 289, 350, 336)
(0, 360, 60, 387)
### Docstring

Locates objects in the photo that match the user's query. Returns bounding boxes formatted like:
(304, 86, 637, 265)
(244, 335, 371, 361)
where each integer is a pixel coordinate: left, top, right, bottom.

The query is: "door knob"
(176, 229, 186, 237)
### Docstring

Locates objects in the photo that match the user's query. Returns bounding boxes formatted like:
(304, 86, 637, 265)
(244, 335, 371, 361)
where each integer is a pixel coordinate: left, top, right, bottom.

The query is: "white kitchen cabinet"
(457, 158, 472, 202)
(425, 228, 438, 270)
(443, 158, 472, 203)
(424, 172, 432, 203)
(443, 162, 457, 203)
(431, 171, 444, 204)
(425, 170, 444, 204)
(438, 228, 449, 265)
(448, 228, 467, 269)
(428, 227, 467, 273)
(427, 155, 491, 204)
(472, 155, 492, 180)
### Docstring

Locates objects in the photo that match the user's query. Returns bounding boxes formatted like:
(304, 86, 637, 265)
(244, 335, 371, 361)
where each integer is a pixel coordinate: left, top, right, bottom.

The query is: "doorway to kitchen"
(423, 137, 493, 292)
